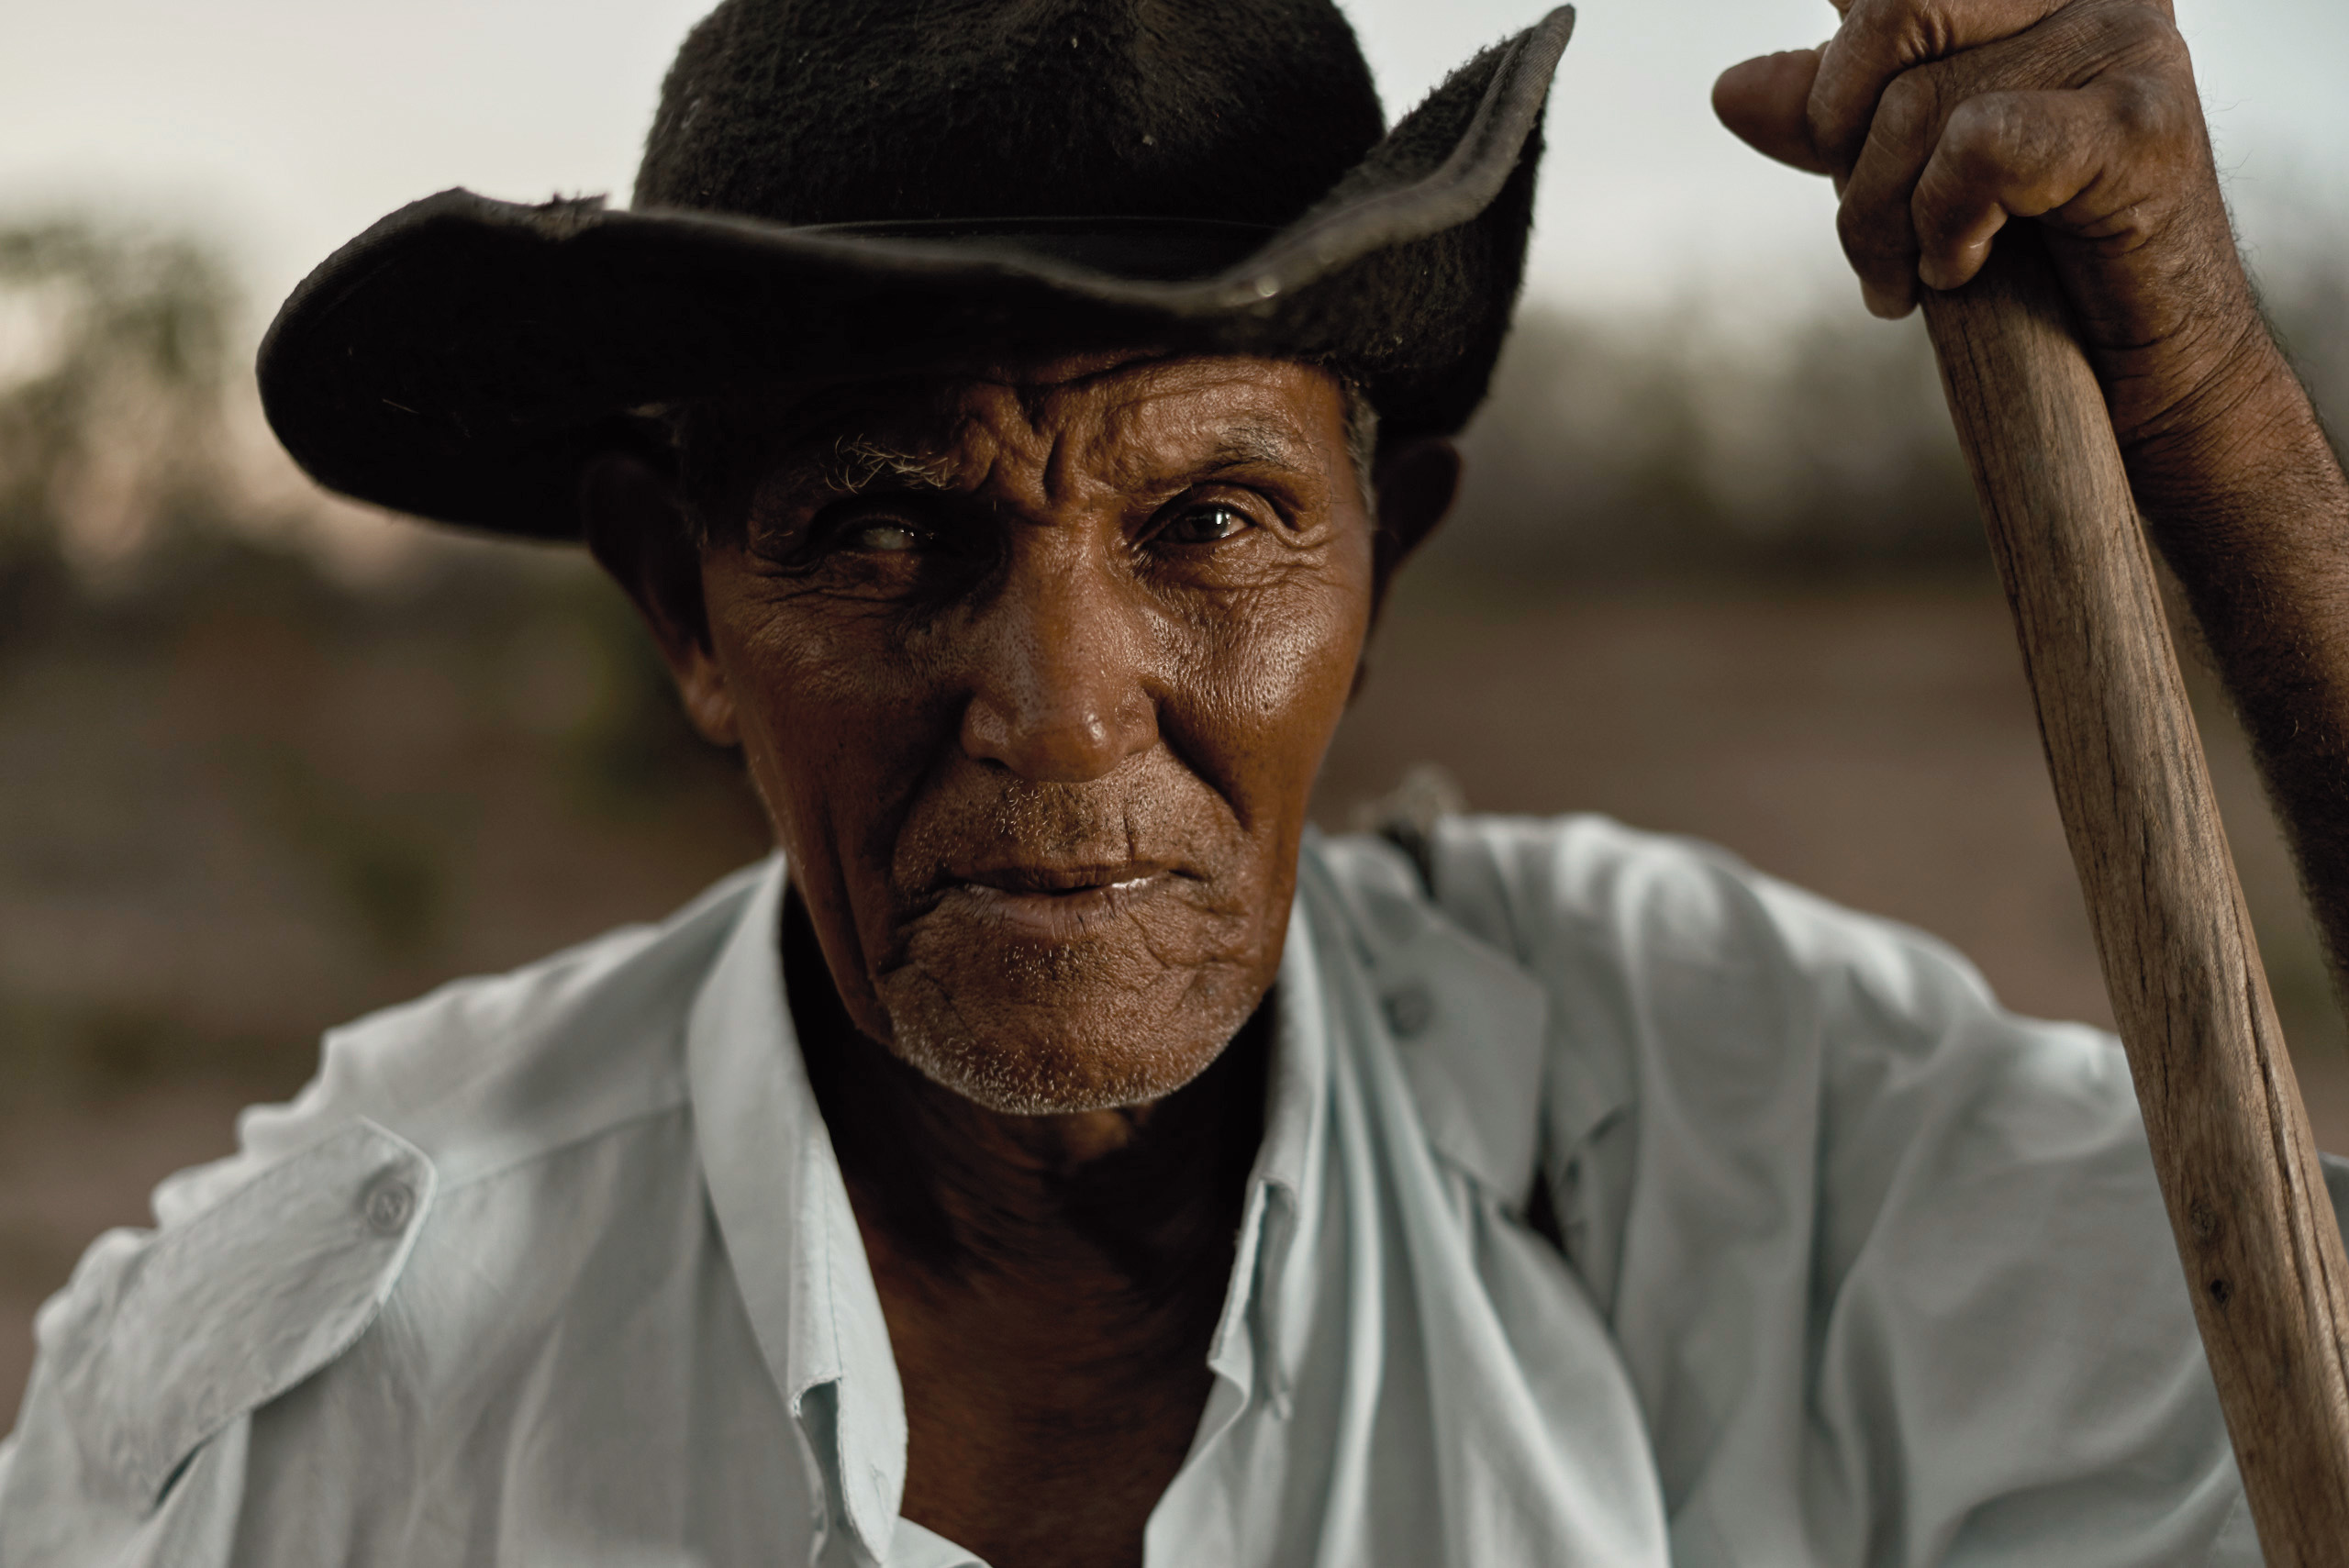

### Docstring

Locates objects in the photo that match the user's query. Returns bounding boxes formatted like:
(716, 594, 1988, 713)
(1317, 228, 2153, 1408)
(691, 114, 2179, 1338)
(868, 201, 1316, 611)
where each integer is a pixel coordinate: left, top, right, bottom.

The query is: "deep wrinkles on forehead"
(1089, 378, 1319, 496)
(763, 372, 1325, 515)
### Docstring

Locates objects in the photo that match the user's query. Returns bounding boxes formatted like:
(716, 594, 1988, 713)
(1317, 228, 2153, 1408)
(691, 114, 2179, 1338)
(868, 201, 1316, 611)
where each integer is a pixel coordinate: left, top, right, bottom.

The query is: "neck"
(784, 886, 1269, 1302)
(784, 886, 1269, 1557)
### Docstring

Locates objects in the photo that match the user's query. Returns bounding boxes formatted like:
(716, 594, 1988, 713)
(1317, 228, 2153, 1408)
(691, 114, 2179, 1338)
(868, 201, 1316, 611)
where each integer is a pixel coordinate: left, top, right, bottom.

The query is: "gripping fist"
(1714, 0, 2268, 462)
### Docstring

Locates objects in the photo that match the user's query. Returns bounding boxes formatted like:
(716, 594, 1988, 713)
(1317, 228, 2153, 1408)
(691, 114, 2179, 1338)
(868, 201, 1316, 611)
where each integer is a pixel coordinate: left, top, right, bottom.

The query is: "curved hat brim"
(259, 6, 1573, 539)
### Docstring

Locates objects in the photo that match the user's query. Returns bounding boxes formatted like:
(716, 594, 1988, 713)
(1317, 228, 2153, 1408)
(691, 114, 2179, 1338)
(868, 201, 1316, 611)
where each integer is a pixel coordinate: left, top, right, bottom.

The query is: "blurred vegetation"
(1445, 306, 1979, 578)
(1439, 277, 2349, 583)
(2, 212, 2346, 1109)
(0, 224, 238, 635)
(0, 217, 769, 1107)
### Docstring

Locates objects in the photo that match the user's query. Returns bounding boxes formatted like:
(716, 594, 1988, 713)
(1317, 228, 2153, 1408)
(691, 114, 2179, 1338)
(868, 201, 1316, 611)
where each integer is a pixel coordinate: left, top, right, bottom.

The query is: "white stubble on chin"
(872, 937, 1263, 1115)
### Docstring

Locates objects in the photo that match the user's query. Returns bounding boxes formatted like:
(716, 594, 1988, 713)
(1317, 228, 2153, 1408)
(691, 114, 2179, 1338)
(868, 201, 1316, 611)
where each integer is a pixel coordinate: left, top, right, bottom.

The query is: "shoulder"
(1316, 810, 2007, 1069)
(1423, 810, 1991, 991)
(1306, 815, 2116, 1263)
(1410, 812, 2027, 1078)
(0, 860, 775, 1563)
(0, 1121, 431, 1563)
(1301, 812, 1965, 1209)
(161, 856, 773, 1219)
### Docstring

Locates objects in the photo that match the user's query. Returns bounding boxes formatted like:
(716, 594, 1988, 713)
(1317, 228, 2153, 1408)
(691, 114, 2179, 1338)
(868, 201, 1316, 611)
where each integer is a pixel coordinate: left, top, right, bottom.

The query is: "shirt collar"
(1197, 890, 1331, 1421)
(686, 856, 907, 1562)
(1297, 829, 1557, 1201)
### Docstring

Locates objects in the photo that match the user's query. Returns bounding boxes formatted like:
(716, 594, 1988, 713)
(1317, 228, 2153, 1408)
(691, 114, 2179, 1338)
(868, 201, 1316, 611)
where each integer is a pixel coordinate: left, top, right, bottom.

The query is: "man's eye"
(846, 519, 926, 553)
(1159, 504, 1252, 546)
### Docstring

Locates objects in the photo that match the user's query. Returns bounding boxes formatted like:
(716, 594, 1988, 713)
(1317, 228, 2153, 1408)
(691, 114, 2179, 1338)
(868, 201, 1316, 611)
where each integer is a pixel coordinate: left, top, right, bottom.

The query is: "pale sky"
(1, 0, 2343, 336)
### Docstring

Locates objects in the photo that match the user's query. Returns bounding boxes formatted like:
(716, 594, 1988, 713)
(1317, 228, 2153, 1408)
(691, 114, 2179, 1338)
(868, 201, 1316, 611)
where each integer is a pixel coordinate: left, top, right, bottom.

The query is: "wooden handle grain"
(1921, 226, 2349, 1563)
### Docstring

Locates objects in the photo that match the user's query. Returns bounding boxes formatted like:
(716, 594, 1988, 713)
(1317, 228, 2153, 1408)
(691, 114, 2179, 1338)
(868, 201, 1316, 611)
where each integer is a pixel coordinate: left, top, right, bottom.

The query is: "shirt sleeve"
(1437, 814, 2263, 1568)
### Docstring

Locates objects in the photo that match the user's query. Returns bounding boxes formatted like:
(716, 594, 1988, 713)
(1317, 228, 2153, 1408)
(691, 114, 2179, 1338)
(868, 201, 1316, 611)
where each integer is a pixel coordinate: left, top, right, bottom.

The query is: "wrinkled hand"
(1717, 3, 2349, 1002)
(1714, 0, 2271, 463)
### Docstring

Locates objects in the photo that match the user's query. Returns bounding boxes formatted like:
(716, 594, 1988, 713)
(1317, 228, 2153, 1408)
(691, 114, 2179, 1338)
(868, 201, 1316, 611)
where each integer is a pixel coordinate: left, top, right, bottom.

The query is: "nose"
(958, 547, 1157, 783)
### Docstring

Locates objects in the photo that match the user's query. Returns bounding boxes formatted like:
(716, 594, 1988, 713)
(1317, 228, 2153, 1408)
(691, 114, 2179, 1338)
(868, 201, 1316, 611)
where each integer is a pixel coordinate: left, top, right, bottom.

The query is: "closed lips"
(938, 865, 1185, 940)
(957, 863, 1174, 895)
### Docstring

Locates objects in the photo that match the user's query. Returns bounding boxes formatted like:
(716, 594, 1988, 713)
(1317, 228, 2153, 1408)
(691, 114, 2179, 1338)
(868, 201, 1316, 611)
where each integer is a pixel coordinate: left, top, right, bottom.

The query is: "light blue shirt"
(1, 817, 2304, 1564)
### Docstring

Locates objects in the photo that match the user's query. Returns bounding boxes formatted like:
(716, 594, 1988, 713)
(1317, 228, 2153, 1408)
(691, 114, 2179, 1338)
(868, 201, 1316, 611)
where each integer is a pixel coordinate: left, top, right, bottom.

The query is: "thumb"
(1713, 47, 1833, 176)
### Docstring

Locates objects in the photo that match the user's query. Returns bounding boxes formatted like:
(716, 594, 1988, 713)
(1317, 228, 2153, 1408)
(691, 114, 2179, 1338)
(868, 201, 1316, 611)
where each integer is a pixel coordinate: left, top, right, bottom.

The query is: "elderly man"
(6, 0, 2348, 1563)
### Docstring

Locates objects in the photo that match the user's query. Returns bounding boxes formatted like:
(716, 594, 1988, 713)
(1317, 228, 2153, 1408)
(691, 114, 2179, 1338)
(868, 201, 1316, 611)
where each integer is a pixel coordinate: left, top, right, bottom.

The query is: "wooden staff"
(1921, 225, 2349, 1564)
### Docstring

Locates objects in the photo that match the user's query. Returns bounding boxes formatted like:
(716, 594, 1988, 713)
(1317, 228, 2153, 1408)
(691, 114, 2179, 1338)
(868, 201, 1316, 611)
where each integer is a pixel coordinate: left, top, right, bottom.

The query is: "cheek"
(702, 578, 951, 961)
(1171, 541, 1375, 828)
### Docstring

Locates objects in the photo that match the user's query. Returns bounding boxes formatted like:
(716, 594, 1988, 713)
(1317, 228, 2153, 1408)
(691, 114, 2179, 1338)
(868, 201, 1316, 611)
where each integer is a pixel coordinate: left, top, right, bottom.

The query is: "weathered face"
(612, 352, 1391, 1114)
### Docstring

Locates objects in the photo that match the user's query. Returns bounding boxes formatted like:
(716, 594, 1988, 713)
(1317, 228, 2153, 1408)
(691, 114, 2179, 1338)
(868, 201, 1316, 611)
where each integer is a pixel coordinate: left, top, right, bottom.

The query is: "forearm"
(2129, 345, 2349, 981)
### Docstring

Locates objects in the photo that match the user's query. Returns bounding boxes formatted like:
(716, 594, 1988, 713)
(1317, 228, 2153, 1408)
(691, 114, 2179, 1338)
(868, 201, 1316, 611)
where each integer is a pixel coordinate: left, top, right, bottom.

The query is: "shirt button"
(362, 1175, 417, 1235)
(1383, 983, 1434, 1039)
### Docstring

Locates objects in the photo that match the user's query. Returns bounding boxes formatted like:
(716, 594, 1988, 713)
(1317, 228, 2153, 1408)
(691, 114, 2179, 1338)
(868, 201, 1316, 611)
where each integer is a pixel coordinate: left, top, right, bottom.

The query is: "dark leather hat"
(259, 0, 1575, 539)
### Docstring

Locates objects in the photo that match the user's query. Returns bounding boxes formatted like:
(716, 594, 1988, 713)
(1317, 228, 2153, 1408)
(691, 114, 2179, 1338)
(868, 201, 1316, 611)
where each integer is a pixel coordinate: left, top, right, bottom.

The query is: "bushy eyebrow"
(1190, 420, 1315, 477)
(827, 434, 960, 495)
(745, 427, 961, 518)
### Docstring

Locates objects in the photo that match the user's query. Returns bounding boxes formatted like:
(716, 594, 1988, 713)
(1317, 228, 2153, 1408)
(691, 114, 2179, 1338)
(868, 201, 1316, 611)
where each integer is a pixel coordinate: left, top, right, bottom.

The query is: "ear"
(1351, 436, 1463, 706)
(579, 450, 741, 748)
(1368, 436, 1462, 617)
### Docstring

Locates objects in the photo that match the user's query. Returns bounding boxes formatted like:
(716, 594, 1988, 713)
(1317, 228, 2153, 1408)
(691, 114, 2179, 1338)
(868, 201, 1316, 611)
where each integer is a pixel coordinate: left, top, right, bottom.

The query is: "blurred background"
(3, 0, 2346, 1418)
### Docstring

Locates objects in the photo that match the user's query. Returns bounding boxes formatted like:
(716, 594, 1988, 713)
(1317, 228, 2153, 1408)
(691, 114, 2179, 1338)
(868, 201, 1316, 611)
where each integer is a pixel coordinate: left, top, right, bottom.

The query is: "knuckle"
(1874, 69, 1940, 143)
(2104, 73, 2165, 142)
(1819, 0, 1950, 147)
(1901, 0, 1962, 58)
(2113, 1, 2188, 64)
(2071, 0, 2188, 81)
(1943, 93, 2022, 165)
(1836, 0, 1897, 42)
(2099, 64, 2195, 161)
(1848, 0, 1961, 79)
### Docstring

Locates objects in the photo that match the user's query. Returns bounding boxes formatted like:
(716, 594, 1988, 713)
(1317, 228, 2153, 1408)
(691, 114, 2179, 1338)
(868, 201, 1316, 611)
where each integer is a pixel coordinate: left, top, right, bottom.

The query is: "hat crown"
(632, 0, 1387, 228)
